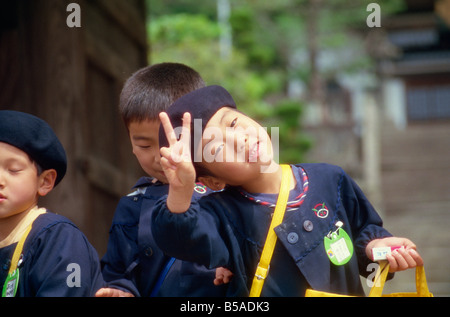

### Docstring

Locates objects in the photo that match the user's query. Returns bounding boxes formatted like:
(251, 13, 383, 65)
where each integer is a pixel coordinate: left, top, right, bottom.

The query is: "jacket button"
(303, 220, 314, 232)
(287, 232, 299, 244)
(144, 247, 153, 257)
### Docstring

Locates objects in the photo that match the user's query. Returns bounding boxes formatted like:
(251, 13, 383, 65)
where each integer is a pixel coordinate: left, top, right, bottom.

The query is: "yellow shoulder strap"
(8, 224, 32, 275)
(250, 164, 291, 297)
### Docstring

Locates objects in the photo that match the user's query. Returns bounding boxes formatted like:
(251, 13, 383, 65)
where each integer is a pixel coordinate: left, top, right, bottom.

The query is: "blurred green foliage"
(149, 12, 280, 117)
(147, 0, 405, 163)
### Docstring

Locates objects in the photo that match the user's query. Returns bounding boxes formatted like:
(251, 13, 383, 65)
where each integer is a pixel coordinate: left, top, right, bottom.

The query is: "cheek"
(132, 147, 146, 161)
(131, 144, 141, 158)
(9, 175, 39, 202)
(135, 150, 160, 170)
(136, 153, 150, 166)
(132, 149, 148, 168)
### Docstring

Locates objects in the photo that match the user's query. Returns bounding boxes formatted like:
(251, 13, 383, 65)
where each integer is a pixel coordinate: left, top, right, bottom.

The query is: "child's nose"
(154, 153, 162, 164)
(235, 132, 247, 152)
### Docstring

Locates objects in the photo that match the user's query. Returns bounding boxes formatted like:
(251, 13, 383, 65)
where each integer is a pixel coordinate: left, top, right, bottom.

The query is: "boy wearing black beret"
(153, 85, 424, 296)
(0, 110, 104, 297)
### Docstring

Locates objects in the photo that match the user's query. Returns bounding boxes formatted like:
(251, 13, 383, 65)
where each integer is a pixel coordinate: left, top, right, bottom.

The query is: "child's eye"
(230, 118, 238, 128)
(136, 144, 151, 150)
(8, 168, 22, 174)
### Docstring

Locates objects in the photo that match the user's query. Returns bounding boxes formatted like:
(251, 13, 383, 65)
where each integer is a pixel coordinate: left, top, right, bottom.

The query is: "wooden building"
(302, 0, 450, 295)
(377, 0, 450, 296)
(0, 0, 148, 255)
(379, 0, 450, 219)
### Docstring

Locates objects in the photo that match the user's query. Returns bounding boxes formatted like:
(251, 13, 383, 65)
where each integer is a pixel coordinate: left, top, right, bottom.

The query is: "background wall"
(0, 0, 147, 255)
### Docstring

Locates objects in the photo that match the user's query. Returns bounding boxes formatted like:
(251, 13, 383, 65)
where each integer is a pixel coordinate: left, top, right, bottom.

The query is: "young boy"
(0, 110, 104, 297)
(152, 85, 424, 296)
(96, 63, 232, 297)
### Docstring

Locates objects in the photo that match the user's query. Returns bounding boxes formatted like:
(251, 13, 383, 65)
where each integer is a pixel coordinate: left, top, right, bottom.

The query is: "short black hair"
(119, 63, 205, 128)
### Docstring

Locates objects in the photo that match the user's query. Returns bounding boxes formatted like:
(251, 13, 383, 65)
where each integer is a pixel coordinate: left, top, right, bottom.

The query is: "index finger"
(159, 112, 178, 146)
(179, 112, 192, 146)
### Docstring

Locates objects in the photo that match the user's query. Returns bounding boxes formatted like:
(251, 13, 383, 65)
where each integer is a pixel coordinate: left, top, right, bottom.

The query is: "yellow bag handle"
(369, 261, 433, 297)
(249, 164, 291, 297)
(305, 262, 433, 297)
(368, 261, 390, 297)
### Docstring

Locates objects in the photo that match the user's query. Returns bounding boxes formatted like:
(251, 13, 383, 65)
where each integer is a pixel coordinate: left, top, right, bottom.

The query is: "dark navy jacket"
(0, 212, 104, 297)
(151, 163, 392, 296)
(101, 177, 228, 297)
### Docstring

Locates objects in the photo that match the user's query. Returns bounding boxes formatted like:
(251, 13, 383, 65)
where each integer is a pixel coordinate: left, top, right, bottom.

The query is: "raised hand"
(159, 112, 196, 213)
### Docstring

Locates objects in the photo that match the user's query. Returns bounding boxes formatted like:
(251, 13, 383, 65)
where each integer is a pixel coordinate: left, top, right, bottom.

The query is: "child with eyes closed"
(0, 110, 104, 297)
(152, 85, 424, 296)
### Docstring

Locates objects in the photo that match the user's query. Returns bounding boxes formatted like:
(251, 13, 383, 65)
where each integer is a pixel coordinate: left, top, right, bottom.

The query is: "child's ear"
(198, 175, 226, 191)
(38, 169, 57, 197)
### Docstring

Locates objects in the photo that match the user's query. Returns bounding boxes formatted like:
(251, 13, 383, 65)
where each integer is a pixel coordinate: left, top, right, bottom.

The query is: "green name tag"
(324, 223, 353, 266)
(2, 269, 19, 297)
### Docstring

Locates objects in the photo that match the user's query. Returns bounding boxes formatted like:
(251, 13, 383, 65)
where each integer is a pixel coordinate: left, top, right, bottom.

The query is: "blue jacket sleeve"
(100, 196, 141, 296)
(151, 196, 230, 270)
(24, 221, 105, 296)
(339, 170, 393, 276)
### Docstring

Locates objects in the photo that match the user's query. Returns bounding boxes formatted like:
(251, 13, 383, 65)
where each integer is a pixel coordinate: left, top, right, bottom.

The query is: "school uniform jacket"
(151, 163, 393, 296)
(101, 177, 228, 297)
(0, 212, 104, 297)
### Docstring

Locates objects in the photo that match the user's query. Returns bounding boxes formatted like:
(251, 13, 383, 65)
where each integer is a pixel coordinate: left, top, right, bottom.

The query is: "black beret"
(0, 110, 67, 186)
(159, 85, 237, 160)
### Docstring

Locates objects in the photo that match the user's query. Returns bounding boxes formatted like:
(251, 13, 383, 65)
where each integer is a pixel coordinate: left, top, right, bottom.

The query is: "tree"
(146, 0, 405, 162)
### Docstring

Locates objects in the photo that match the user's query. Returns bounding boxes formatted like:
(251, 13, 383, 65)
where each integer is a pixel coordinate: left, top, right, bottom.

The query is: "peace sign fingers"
(178, 112, 192, 159)
(159, 112, 192, 163)
(159, 112, 195, 189)
(159, 111, 179, 147)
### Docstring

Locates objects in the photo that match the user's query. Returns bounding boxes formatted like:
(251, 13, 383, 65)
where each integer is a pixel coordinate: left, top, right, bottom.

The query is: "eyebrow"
(132, 135, 154, 142)
(219, 109, 229, 126)
(2, 156, 30, 168)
